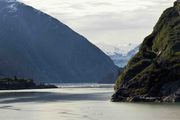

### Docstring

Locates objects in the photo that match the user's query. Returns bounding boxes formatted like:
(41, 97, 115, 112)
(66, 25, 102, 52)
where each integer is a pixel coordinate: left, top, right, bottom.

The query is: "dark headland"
(0, 77, 57, 90)
(112, 1, 180, 102)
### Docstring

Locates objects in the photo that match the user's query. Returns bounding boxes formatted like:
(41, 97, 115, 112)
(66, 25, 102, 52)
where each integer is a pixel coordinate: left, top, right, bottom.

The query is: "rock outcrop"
(112, 1, 180, 102)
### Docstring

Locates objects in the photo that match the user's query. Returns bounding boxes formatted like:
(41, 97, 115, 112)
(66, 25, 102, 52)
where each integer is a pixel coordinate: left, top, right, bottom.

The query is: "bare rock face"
(112, 2, 180, 102)
(0, 0, 119, 83)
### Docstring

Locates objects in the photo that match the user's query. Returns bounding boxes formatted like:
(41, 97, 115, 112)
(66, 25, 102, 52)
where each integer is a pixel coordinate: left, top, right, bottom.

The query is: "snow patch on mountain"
(4, 0, 16, 3)
(0, 0, 19, 12)
(109, 46, 139, 67)
(97, 43, 139, 67)
(97, 43, 138, 55)
(7, 3, 17, 12)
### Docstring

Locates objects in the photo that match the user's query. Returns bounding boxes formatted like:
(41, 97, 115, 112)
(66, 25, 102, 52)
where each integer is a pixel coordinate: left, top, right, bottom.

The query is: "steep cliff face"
(0, 0, 119, 83)
(112, 2, 180, 102)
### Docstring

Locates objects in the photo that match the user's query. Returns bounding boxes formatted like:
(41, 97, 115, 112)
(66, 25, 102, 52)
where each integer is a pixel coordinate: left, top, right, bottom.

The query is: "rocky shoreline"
(112, 89, 180, 102)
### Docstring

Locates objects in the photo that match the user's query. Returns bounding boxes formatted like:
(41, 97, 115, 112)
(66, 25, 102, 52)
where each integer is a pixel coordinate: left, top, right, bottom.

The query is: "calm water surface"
(0, 84, 179, 120)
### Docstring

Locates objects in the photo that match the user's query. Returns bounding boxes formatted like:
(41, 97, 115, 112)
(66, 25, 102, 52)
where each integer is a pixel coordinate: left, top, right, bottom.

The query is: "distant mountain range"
(109, 46, 139, 67)
(0, 0, 119, 83)
(97, 43, 139, 67)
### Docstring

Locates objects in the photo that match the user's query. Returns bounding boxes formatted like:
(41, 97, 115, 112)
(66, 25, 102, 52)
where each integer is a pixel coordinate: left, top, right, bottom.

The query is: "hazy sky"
(19, 0, 174, 51)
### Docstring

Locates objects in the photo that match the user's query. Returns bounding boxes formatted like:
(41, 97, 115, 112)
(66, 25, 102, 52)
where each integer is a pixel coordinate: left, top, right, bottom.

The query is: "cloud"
(18, 0, 174, 50)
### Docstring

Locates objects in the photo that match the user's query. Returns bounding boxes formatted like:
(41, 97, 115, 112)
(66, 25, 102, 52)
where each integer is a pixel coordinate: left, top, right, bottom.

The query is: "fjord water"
(0, 84, 179, 120)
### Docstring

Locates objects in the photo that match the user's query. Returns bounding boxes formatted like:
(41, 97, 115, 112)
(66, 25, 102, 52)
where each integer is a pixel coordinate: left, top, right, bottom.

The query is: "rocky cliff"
(112, 1, 180, 102)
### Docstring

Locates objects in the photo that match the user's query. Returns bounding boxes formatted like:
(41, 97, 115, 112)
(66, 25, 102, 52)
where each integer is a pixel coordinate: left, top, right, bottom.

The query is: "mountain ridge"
(108, 46, 139, 67)
(0, 0, 119, 83)
(97, 43, 139, 67)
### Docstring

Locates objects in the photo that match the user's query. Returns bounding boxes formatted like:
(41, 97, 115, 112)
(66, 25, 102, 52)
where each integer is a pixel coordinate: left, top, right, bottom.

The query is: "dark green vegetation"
(112, 1, 180, 102)
(0, 77, 57, 90)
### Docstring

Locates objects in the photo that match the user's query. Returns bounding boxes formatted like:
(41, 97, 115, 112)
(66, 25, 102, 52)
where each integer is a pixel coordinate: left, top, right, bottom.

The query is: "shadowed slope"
(0, 0, 119, 83)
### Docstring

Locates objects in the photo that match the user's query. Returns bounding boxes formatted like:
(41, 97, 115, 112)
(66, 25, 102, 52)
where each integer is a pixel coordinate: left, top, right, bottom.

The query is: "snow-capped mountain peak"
(97, 42, 139, 56)
(97, 43, 139, 67)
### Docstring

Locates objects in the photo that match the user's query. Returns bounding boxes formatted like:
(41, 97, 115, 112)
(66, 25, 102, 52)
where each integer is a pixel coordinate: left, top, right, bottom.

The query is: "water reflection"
(0, 87, 179, 120)
(0, 88, 113, 104)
